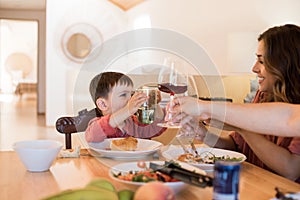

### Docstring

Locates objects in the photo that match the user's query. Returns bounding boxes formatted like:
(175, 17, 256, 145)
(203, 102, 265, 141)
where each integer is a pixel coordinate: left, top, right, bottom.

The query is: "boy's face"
(106, 83, 133, 113)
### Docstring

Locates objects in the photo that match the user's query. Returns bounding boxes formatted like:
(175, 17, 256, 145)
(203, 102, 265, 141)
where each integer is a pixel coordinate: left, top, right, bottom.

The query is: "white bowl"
(13, 140, 63, 172)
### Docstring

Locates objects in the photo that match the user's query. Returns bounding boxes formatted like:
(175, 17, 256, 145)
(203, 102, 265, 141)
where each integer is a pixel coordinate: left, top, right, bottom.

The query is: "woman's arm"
(180, 116, 236, 150)
(209, 102, 300, 137)
(173, 96, 300, 137)
(238, 131, 300, 181)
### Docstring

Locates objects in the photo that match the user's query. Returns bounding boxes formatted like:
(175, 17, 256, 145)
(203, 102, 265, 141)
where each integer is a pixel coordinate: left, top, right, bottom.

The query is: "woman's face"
(252, 40, 276, 93)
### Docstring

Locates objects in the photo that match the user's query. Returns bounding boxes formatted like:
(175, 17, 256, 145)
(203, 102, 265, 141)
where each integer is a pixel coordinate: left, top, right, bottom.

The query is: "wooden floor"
(0, 93, 65, 150)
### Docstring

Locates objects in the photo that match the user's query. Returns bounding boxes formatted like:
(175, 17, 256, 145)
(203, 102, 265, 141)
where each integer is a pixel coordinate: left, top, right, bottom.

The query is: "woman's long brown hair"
(258, 24, 300, 103)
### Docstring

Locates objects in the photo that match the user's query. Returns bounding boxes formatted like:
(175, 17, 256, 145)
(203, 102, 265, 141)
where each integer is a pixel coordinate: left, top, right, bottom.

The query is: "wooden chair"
(55, 108, 102, 149)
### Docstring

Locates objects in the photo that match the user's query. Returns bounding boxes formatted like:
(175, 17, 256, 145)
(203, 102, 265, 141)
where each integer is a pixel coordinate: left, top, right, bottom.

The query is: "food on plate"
(112, 161, 179, 183)
(178, 152, 244, 164)
(110, 137, 138, 151)
(134, 181, 175, 200)
(113, 167, 179, 183)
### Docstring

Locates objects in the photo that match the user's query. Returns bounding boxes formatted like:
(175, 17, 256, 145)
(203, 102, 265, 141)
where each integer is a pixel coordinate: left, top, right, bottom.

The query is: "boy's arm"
(85, 116, 118, 142)
(87, 115, 152, 143)
(109, 92, 147, 129)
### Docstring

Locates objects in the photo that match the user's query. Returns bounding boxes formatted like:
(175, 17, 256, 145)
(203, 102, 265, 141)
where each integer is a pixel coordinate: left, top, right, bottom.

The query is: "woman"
(229, 24, 300, 182)
(178, 24, 300, 182)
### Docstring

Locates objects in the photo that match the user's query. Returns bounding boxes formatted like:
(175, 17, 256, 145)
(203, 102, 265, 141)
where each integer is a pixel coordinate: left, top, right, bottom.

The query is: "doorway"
(0, 19, 38, 98)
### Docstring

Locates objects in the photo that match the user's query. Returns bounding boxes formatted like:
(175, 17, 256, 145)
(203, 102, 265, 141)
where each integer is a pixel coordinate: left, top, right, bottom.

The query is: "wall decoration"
(5, 52, 33, 78)
(61, 23, 103, 63)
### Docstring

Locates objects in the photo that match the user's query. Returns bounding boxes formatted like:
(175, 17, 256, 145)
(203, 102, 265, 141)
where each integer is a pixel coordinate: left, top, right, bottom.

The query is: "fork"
(190, 141, 200, 157)
(176, 137, 190, 154)
(175, 127, 198, 155)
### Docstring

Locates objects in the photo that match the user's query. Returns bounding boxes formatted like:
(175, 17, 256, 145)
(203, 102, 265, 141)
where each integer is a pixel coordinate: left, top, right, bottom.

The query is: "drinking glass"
(157, 58, 188, 128)
(136, 86, 158, 124)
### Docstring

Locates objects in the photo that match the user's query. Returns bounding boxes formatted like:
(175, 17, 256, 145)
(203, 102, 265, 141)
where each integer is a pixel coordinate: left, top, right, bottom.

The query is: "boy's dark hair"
(89, 72, 133, 104)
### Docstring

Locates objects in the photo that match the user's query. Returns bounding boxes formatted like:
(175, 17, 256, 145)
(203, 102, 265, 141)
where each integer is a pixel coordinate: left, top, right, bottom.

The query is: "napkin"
(59, 146, 81, 158)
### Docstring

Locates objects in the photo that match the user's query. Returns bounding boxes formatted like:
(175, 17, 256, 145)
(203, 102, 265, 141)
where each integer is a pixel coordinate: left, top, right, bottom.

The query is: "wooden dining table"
(1, 149, 300, 200)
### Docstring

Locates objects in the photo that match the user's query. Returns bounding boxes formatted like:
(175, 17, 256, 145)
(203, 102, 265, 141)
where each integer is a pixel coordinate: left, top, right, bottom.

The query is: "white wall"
(46, 0, 300, 126)
(0, 9, 46, 114)
(46, 0, 127, 126)
(127, 0, 300, 74)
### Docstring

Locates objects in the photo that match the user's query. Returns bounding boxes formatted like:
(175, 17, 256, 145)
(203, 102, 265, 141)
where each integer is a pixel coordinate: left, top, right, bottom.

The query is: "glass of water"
(136, 86, 158, 124)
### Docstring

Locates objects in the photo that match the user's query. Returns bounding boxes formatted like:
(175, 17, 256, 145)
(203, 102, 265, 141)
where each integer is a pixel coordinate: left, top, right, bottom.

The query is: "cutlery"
(176, 137, 190, 154)
(150, 161, 213, 188)
(275, 187, 297, 200)
(190, 141, 200, 157)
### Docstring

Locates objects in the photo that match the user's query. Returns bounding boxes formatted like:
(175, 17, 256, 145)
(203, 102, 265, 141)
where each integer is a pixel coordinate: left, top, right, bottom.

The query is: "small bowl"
(13, 140, 63, 172)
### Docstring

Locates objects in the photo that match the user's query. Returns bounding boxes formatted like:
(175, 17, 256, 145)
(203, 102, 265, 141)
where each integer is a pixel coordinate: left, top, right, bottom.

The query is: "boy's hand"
(127, 92, 147, 115)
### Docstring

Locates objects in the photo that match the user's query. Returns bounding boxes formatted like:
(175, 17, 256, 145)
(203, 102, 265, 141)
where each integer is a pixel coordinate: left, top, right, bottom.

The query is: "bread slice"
(110, 137, 138, 151)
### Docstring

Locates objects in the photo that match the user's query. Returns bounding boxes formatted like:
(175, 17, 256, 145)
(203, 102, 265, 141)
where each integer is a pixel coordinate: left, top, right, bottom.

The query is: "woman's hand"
(172, 96, 210, 118)
(165, 96, 211, 123)
(178, 113, 208, 142)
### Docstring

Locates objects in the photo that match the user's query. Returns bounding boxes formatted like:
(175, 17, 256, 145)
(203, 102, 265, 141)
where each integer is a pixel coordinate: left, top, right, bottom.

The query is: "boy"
(85, 71, 166, 142)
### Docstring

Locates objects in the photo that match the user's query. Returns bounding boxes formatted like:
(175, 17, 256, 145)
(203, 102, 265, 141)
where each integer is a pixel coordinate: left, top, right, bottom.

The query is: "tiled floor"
(0, 93, 65, 151)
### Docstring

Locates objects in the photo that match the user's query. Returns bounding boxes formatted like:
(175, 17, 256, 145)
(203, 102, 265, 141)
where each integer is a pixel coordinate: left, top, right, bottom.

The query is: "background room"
(0, 0, 299, 150)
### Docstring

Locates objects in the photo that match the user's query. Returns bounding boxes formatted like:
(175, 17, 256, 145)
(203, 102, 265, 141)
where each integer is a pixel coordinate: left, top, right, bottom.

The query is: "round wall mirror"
(66, 33, 91, 59)
(61, 23, 103, 63)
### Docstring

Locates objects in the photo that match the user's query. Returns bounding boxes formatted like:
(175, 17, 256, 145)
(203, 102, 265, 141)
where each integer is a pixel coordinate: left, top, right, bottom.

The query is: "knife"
(150, 161, 213, 188)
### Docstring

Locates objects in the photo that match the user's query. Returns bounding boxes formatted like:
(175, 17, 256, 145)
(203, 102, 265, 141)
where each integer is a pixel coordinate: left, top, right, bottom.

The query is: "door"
(0, 19, 38, 97)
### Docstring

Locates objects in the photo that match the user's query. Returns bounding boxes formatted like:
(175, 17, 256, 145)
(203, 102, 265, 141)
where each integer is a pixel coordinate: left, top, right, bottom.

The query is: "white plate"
(162, 146, 247, 171)
(109, 161, 199, 194)
(88, 138, 162, 159)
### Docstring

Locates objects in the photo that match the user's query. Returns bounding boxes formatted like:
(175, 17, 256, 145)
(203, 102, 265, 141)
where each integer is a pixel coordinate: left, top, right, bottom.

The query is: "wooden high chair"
(55, 108, 102, 149)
